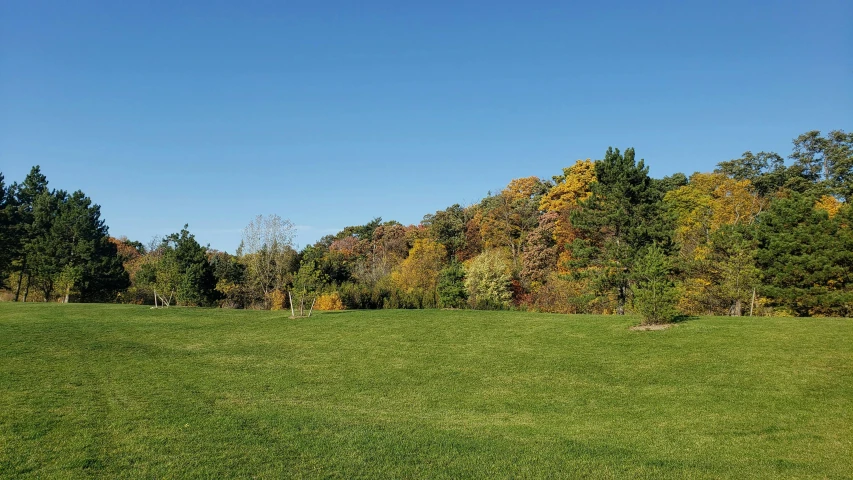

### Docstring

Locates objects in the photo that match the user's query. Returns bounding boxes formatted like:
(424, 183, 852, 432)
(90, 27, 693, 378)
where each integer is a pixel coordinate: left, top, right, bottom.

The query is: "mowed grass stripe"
(0, 304, 850, 479)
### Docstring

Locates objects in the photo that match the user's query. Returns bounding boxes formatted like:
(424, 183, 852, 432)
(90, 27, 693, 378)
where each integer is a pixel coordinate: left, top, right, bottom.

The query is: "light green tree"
(465, 249, 512, 309)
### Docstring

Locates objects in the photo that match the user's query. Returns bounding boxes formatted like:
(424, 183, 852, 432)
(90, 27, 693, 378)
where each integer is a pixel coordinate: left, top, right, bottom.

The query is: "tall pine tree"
(756, 192, 853, 316)
(569, 147, 672, 314)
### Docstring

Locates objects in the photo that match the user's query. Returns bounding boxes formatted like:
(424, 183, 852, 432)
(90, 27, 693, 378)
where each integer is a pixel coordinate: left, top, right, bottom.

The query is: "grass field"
(0, 304, 851, 479)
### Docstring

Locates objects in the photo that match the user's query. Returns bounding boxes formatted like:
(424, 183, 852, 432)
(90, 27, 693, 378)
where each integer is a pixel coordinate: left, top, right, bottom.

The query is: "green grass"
(0, 304, 851, 479)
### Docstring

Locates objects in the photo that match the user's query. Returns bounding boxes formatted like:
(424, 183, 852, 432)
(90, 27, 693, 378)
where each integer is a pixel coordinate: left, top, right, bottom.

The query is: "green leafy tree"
(135, 250, 177, 307)
(337, 217, 383, 243)
(465, 249, 512, 310)
(716, 151, 787, 197)
(437, 262, 467, 308)
(707, 224, 759, 316)
(788, 130, 853, 200)
(655, 172, 689, 193)
(210, 250, 248, 308)
(423, 205, 469, 262)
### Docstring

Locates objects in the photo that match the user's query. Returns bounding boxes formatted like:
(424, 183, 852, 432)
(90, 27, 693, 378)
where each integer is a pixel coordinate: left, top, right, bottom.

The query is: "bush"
(315, 292, 345, 311)
(524, 273, 598, 314)
(464, 250, 512, 310)
(269, 289, 286, 311)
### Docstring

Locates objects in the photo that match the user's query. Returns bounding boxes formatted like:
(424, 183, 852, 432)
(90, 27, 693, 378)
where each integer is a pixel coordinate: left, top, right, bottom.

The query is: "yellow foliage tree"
(478, 177, 546, 266)
(391, 238, 446, 294)
(664, 172, 765, 315)
(539, 159, 596, 253)
(503, 176, 543, 202)
(269, 289, 286, 311)
(664, 172, 765, 260)
(815, 195, 842, 218)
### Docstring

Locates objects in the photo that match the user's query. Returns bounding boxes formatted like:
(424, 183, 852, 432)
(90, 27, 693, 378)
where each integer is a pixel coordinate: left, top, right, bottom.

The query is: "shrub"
(268, 289, 286, 311)
(464, 250, 512, 310)
(315, 292, 345, 311)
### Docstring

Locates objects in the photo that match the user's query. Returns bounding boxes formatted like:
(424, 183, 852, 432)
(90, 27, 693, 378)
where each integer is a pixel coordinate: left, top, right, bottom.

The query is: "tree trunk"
(288, 291, 295, 317)
(43, 280, 52, 302)
(616, 285, 625, 315)
(749, 288, 756, 317)
(23, 274, 30, 302)
(307, 296, 316, 318)
(733, 298, 742, 317)
(14, 273, 23, 301)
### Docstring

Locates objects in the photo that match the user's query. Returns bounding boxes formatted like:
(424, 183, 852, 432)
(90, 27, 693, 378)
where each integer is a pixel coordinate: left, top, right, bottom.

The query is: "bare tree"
(238, 215, 296, 308)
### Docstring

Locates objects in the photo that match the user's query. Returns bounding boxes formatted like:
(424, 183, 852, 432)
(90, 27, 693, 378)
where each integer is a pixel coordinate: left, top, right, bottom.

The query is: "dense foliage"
(0, 167, 128, 303)
(2, 129, 851, 319)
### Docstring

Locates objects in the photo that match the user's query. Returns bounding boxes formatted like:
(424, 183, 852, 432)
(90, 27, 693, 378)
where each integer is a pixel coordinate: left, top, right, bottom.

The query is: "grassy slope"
(0, 304, 850, 479)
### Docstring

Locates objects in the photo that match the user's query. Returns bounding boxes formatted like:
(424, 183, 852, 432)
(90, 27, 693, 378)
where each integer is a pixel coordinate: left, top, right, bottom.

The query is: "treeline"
(2, 129, 851, 319)
(0, 167, 128, 302)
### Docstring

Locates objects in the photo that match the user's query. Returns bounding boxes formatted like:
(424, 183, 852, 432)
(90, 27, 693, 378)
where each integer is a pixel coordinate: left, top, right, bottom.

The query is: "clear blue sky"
(2, 0, 850, 251)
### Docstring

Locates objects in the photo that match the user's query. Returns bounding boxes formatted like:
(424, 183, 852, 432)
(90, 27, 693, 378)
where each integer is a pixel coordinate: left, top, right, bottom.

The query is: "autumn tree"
(391, 238, 446, 307)
(465, 249, 513, 309)
(479, 177, 547, 267)
(458, 214, 484, 262)
(349, 221, 409, 287)
(520, 210, 558, 286)
(371, 222, 409, 269)
(539, 159, 597, 253)
(664, 173, 764, 314)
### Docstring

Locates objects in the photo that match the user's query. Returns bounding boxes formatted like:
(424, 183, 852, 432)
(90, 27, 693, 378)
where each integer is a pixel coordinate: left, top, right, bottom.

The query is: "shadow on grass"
(630, 314, 699, 331)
